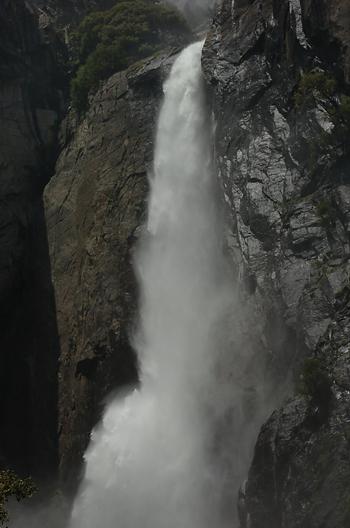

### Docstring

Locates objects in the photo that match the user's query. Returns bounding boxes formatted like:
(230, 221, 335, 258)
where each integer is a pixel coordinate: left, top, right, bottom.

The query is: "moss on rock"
(299, 357, 332, 407)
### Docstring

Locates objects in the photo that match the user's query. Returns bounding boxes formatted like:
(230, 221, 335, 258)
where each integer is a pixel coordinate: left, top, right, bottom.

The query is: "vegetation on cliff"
(299, 357, 332, 408)
(293, 69, 350, 179)
(0, 470, 36, 525)
(71, 0, 189, 111)
(294, 70, 337, 108)
(294, 70, 350, 126)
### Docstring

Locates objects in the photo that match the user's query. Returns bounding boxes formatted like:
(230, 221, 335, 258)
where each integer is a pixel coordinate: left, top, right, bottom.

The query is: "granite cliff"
(203, 0, 350, 525)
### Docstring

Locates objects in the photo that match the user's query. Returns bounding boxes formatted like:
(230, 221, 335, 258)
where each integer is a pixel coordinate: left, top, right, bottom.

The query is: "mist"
(167, 0, 215, 10)
(166, 0, 216, 26)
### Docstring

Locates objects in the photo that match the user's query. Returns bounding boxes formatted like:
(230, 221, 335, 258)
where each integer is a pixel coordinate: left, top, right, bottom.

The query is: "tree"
(70, 0, 190, 112)
(0, 470, 36, 526)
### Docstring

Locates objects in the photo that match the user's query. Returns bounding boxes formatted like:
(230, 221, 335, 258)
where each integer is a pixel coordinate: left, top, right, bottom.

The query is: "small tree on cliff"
(0, 470, 36, 526)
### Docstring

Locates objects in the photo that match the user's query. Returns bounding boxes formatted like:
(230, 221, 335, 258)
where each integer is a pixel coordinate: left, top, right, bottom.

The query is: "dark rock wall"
(301, 0, 350, 82)
(204, 0, 350, 525)
(0, 0, 65, 477)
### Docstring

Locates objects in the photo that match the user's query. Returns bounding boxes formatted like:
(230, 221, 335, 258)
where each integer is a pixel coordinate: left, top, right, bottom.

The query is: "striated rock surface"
(44, 51, 176, 485)
(204, 0, 350, 525)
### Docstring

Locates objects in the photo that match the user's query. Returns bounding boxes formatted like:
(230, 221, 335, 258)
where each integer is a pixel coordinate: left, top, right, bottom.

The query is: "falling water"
(69, 41, 239, 528)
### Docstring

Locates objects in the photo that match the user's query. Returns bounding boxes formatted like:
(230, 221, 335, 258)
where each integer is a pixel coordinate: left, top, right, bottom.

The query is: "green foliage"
(316, 199, 331, 218)
(294, 69, 350, 163)
(344, 497, 350, 528)
(294, 70, 337, 108)
(70, 0, 189, 112)
(299, 358, 332, 407)
(0, 470, 36, 525)
(339, 95, 350, 124)
(316, 199, 336, 228)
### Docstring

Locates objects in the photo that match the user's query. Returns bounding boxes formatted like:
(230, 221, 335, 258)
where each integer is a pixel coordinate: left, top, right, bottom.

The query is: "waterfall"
(69, 41, 238, 528)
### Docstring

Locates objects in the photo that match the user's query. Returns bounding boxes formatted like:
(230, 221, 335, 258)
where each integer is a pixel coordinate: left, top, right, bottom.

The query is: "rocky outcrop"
(203, 0, 350, 525)
(246, 290, 350, 527)
(44, 51, 176, 486)
(0, 0, 65, 478)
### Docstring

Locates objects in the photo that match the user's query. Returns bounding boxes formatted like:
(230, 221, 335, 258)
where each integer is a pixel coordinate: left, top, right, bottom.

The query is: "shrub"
(299, 357, 332, 407)
(316, 199, 331, 218)
(339, 95, 350, 124)
(70, 0, 190, 112)
(316, 199, 337, 228)
(294, 70, 337, 108)
(0, 470, 36, 525)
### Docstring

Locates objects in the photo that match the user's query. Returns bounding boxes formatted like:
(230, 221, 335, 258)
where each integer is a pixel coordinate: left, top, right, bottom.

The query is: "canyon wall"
(203, 0, 350, 525)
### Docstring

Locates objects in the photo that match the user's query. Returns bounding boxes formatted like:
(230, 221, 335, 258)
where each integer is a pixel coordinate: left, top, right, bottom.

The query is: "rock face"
(0, 0, 65, 477)
(44, 51, 176, 485)
(203, 0, 350, 525)
(246, 292, 350, 527)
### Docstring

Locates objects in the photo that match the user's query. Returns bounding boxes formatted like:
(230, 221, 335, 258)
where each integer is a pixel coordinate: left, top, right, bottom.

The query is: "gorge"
(1, 1, 350, 527)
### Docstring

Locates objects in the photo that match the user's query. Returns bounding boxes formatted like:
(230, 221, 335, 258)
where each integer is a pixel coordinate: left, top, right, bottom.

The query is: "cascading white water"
(69, 41, 238, 528)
